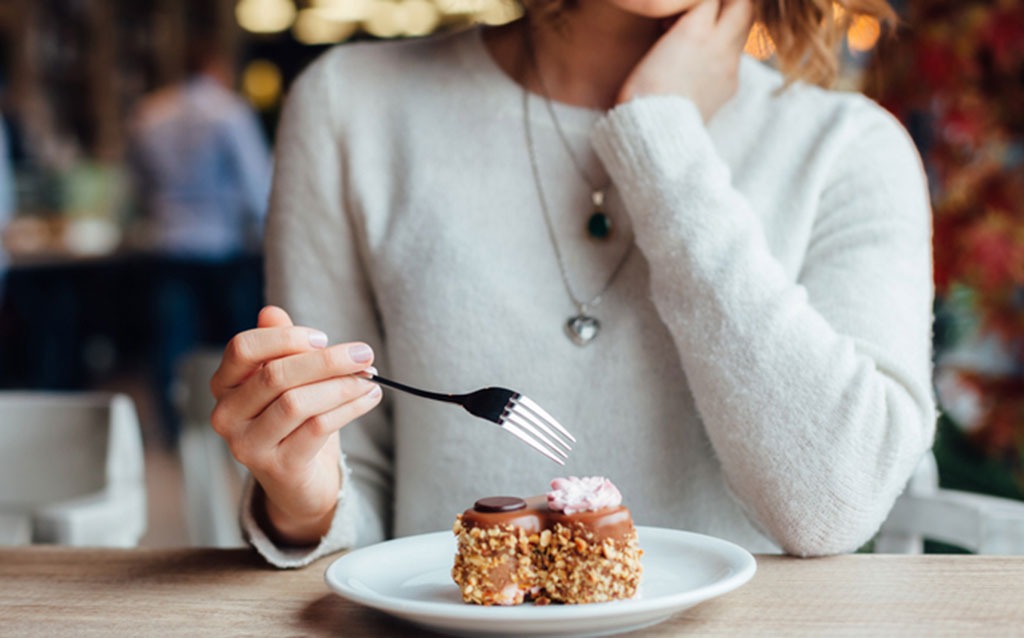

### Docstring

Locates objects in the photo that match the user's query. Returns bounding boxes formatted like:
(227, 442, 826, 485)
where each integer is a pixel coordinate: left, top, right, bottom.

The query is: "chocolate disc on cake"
(474, 496, 526, 513)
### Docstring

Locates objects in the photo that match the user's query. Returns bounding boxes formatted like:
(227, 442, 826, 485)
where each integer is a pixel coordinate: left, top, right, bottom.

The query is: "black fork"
(368, 374, 575, 465)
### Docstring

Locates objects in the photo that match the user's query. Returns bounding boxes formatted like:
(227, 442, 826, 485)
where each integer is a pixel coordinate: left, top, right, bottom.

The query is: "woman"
(210, 0, 936, 567)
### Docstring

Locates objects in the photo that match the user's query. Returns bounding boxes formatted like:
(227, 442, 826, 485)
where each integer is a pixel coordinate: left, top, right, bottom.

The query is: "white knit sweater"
(242, 27, 936, 567)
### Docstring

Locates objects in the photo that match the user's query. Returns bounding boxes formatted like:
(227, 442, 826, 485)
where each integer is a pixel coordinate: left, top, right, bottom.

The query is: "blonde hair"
(522, 0, 898, 88)
(759, 0, 897, 86)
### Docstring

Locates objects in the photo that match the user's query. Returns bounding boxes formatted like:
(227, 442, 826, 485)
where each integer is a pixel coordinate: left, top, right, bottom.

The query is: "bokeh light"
(236, 0, 297, 34)
(293, 8, 360, 45)
(363, 1, 404, 38)
(402, 0, 442, 36)
(476, 0, 523, 25)
(745, 22, 776, 61)
(312, 0, 373, 22)
(435, 0, 491, 14)
(242, 59, 283, 109)
(847, 15, 881, 53)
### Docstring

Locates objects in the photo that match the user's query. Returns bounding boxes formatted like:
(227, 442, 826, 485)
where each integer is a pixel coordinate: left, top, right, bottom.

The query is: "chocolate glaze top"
(461, 495, 633, 541)
(474, 496, 526, 513)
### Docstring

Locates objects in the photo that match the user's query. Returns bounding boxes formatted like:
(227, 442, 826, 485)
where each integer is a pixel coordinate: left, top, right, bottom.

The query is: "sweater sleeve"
(239, 53, 394, 567)
(591, 95, 936, 556)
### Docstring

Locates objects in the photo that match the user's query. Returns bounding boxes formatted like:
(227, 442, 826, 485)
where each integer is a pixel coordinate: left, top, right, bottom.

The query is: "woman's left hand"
(617, 0, 754, 122)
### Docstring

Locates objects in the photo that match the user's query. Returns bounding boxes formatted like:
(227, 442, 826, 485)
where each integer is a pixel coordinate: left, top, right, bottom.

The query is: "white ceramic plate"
(324, 526, 756, 638)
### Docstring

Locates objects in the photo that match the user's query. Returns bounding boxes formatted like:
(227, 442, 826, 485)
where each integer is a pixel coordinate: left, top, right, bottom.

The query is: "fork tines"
(500, 394, 576, 465)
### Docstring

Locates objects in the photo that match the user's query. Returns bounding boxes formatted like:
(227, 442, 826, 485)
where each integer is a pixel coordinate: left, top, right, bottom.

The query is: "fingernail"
(367, 384, 382, 399)
(309, 331, 328, 349)
(349, 344, 373, 364)
(364, 366, 379, 377)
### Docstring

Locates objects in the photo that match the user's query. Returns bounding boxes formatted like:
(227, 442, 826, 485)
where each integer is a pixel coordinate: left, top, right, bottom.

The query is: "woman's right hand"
(209, 305, 383, 546)
(617, 0, 754, 122)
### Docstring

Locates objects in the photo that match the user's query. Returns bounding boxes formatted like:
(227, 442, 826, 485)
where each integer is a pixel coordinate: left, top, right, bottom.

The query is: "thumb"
(257, 305, 294, 329)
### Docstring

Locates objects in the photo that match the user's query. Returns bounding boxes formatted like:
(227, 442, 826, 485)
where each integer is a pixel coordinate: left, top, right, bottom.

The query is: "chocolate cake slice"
(451, 477, 642, 605)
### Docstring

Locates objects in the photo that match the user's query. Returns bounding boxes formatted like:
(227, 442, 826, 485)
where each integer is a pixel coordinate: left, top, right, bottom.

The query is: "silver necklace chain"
(523, 27, 608, 195)
(521, 39, 634, 320)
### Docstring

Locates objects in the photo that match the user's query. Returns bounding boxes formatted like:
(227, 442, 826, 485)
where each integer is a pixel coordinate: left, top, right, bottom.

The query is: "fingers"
(237, 374, 378, 459)
(672, 0, 720, 36)
(673, 0, 751, 44)
(211, 323, 331, 397)
(258, 305, 294, 330)
(670, 0, 750, 65)
(718, 0, 755, 48)
(226, 376, 382, 476)
(277, 385, 384, 471)
(218, 341, 377, 422)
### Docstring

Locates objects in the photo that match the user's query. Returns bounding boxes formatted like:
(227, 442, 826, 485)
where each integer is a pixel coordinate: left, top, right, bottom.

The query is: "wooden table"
(1, 548, 1022, 636)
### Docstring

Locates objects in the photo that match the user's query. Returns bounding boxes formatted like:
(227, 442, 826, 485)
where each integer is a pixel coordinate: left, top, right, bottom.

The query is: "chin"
(603, 0, 704, 18)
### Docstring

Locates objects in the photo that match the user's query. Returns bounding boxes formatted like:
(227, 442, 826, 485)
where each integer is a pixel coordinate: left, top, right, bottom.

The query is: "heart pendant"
(565, 315, 600, 346)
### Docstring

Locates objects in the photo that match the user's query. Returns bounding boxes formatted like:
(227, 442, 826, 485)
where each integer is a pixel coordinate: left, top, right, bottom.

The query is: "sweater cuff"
(239, 457, 358, 569)
(590, 95, 752, 262)
(591, 95, 711, 190)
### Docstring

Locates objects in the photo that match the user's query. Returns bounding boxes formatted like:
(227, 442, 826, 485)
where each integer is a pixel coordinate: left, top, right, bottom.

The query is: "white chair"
(876, 452, 1024, 554)
(0, 392, 147, 546)
(175, 349, 245, 548)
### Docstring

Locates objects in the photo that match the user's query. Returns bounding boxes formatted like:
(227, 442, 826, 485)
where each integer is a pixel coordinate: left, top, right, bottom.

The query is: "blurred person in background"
(0, 109, 13, 386)
(129, 33, 272, 444)
(0, 114, 14, 298)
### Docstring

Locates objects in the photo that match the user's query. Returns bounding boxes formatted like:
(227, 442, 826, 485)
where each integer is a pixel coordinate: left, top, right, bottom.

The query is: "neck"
(488, 8, 662, 110)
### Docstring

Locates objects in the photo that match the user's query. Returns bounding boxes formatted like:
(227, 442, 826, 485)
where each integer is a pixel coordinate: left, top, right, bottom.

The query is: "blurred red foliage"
(865, 0, 1024, 479)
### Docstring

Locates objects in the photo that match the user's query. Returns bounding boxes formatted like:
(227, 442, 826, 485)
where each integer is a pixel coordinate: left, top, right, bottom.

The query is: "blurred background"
(0, 0, 1020, 548)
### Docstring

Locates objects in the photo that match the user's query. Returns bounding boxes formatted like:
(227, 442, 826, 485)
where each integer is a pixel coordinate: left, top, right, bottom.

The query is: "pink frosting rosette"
(546, 476, 622, 515)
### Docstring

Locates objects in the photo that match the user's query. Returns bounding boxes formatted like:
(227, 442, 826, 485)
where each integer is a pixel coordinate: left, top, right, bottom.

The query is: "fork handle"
(368, 374, 463, 405)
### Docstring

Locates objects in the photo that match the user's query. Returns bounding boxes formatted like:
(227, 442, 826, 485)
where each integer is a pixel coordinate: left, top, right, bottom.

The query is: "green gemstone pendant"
(587, 190, 611, 240)
(587, 212, 612, 239)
